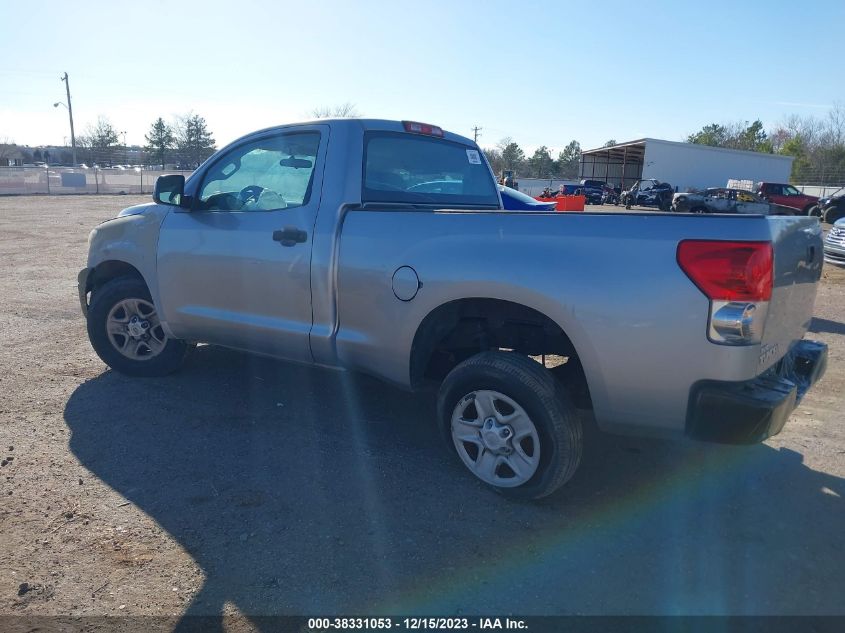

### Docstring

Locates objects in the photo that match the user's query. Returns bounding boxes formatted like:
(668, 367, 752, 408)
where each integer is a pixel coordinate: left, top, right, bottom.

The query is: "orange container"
(534, 195, 585, 212)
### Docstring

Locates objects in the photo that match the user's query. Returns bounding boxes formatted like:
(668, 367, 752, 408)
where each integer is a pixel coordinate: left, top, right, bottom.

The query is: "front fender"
(85, 207, 170, 322)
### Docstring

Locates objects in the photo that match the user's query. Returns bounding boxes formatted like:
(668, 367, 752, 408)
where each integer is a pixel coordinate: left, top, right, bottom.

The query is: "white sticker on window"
(466, 149, 481, 165)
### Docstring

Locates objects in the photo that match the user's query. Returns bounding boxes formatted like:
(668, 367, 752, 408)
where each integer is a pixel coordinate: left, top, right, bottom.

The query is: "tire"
(824, 206, 844, 225)
(803, 204, 817, 216)
(437, 351, 582, 500)
(87, 276, 188, 377)
(808, 205, 822, 218)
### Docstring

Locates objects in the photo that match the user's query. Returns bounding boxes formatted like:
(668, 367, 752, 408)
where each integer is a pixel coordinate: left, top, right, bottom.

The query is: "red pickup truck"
(755, 182, 819, 215)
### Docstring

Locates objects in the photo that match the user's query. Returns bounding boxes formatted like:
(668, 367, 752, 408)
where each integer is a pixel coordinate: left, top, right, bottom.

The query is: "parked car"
(499, 186, 557, 211)
(402, 182, 557, 211)
(811, 187, 845, 224)
(754, 182, 819, 215)
(823, 217, 845, 267)
(580, 179, 606, 204)
(78, 118, 827, 499)
(621, 179, 674, 211)
(671, 188, 797, 215)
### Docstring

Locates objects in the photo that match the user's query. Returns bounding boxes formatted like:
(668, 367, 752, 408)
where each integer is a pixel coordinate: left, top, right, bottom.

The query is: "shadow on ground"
(810, 317, 845, 336)
(64, 346, 845, 627)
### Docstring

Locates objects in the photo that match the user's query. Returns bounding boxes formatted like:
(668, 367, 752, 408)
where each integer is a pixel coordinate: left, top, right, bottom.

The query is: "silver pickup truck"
(79, 119, 828, 499)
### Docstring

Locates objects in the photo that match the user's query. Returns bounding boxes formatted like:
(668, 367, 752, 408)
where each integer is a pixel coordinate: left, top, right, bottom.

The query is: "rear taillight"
(677, 240, 773, 346)
(402, 120, 444, 137)
(677, 240, 772, 301)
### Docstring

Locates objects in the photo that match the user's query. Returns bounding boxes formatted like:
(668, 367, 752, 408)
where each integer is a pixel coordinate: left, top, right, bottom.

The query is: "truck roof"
(231, 118, 477, 149)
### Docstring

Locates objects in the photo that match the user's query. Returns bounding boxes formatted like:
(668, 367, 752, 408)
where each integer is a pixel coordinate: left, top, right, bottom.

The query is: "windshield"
(363, 132, 499, 207)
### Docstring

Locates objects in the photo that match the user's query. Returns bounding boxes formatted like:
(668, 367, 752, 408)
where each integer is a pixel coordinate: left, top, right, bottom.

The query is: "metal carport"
(579, 140, 647, 190)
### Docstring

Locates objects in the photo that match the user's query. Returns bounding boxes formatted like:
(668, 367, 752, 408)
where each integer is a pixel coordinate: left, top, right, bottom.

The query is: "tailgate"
(759, 217, 823, 371)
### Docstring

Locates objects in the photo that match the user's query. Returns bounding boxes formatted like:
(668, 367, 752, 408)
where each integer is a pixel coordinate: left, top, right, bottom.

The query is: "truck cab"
(78, 118, 829, 500)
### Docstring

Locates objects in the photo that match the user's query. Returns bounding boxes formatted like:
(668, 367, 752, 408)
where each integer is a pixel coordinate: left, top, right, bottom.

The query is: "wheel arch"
(409, 298, 592, 407)
(84, 260, 147, 295)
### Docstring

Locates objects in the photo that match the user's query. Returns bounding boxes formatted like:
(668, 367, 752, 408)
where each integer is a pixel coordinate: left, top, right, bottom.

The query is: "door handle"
(272, 227, 308, 246)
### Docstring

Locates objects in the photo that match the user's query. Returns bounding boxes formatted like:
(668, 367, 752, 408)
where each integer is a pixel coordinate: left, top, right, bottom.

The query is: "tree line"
(71, 113, 216, 169)
(687, 103, 845, 185)
(1, 103, 364, 169)
(483, 138, 616, 180)
(484, 103, 844, 186)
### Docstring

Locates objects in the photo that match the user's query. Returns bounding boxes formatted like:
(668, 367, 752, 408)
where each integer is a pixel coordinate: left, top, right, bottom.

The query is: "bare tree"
(772, 104, 845, 183)
(83, 116, 119, 165)
(311, 102, 360, 119)
(823, 102, 845, 147)
(482, 147, 504, 176)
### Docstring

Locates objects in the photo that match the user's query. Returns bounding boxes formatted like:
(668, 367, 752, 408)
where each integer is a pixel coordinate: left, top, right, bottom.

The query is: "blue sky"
(1, 0, 842, 155)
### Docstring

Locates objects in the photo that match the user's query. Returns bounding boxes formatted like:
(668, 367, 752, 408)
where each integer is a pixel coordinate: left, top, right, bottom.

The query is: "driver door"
(156, 125, 328, 363)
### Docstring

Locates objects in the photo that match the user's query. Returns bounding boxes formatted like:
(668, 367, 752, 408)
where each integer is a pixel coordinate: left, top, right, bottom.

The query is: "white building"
(580, 138, 793, 192)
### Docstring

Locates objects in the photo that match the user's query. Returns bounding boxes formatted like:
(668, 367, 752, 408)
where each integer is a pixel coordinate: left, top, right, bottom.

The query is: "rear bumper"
(686, 340, 828, 444)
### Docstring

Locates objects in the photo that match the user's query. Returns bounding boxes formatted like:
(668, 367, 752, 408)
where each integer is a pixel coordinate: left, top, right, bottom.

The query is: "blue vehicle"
(499, 185, 557, 211)
(406, 182, 556, 211)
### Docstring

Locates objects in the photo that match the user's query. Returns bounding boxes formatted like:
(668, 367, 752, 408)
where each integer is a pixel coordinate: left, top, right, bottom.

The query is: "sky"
(1, 0, 843, 156)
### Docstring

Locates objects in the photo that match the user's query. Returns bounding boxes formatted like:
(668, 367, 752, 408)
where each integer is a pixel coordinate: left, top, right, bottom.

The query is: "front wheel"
(87, 277, 188, 377)
(437, 351, 582, 499)
(824, 206, 844, 224)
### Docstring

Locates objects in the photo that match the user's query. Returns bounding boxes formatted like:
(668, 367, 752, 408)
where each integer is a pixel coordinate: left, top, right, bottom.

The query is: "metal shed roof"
(581, 139, 648, 163)
(582, 137, 794, 162)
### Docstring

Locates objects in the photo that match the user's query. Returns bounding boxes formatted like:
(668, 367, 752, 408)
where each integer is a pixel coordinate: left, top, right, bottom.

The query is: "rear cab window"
(362, 132, 500, 208)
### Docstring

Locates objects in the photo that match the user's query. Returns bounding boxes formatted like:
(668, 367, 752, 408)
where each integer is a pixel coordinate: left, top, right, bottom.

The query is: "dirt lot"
(1, 195, 843, 627)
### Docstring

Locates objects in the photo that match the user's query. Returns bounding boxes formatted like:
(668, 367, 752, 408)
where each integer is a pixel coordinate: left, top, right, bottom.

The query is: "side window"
(197, 132, 320, 212)
(768, 184, 783, 196)
(784, 185, 800, 196)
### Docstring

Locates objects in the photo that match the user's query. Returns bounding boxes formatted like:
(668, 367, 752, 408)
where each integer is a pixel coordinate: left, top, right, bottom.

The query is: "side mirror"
(153, 174, 186, 207)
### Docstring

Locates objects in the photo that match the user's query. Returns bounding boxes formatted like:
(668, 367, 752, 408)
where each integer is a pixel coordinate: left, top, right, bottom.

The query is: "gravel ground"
(0, 195, 843, 628)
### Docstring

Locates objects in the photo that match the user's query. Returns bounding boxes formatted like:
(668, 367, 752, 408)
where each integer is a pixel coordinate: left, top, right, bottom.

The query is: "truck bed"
(333, 210, 823, 436)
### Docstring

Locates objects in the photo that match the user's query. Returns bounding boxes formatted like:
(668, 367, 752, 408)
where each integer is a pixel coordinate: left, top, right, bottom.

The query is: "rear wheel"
(808, 205, 822, 218)
(437, 351, 582, 499)
(87, 277, 188, 377)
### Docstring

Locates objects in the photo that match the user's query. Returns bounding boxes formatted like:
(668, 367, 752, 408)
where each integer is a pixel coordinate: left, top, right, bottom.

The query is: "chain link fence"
(795, 184, 844, 198)
(0, 167, 194, 196)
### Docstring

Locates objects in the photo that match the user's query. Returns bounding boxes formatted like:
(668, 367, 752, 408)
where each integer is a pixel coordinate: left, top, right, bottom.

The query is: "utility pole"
(472, 126, 482, 143)
(60, 72, 77, 166)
